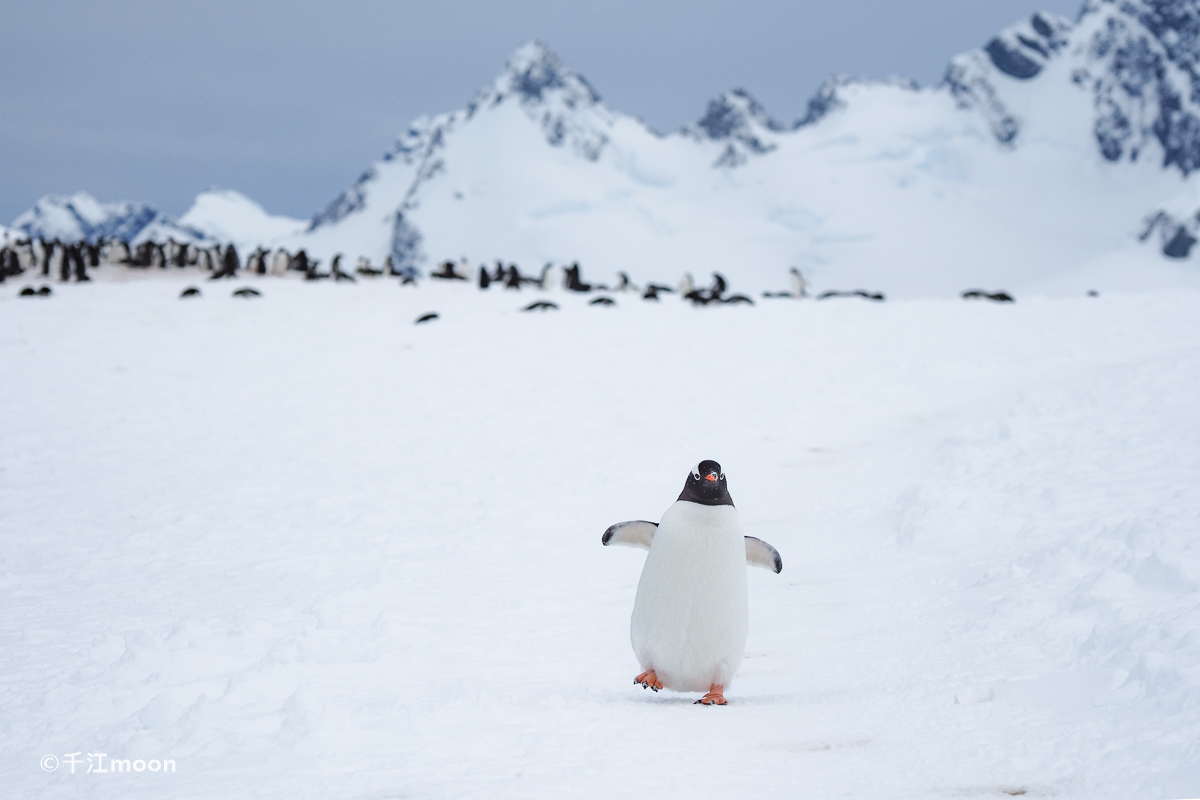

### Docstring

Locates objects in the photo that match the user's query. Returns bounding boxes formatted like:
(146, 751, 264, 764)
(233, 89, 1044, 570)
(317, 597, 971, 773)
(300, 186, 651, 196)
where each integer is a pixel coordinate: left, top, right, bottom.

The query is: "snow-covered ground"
(2, 275, 1199, 799)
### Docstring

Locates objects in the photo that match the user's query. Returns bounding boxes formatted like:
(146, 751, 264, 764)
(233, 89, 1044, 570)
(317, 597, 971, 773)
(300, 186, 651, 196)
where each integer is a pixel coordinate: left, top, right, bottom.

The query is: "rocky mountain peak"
(692, 88, 787, 167)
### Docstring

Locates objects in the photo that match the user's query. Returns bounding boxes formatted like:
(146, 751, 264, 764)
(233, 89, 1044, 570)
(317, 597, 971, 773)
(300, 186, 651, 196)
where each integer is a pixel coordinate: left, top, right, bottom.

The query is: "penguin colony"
(603, 461, 782, 705)
(3, 236, 1024, 303)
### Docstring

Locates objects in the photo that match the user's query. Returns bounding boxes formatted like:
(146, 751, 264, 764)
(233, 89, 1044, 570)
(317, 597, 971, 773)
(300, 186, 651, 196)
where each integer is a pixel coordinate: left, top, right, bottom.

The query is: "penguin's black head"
(678, 459, 734, 506)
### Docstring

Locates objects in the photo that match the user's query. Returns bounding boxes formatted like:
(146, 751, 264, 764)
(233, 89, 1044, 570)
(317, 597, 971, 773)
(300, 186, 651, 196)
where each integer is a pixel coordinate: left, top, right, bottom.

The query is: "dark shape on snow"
(180, 286, 201, 298)
(19, 286, 37, 296)
(986, 37, 1042, 79)
(589, 296, 615, 306)
(431, 261, 469, 280)
(643, 283, 674, 300)
(415, 312, 439, 324)
(1, 246, 23, 280)
(1163, 227, 1197, 258)
(565, 262, 591, 292)
(505, 264, 524, 289)
(479, 266, 491, 289)
(523, 300, 558, 311)
(961, 289, 1014, 302)
(210, 244, 240, 279)
(232, 287, 261, 298)
(37, 285, 52, 296)
(682, 273, 734, 305)
(289, 250, 310, 274)
(70, 244, 90, 282)
(817, 290, 885, 301)
(722, 294, 754, 305)
(1087, 290, 1100, 297)
(331, 254, 356, 282)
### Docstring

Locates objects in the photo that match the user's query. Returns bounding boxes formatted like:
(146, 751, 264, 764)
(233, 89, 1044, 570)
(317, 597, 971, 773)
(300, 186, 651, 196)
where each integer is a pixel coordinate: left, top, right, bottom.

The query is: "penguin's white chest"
(630, 501, 748, 692)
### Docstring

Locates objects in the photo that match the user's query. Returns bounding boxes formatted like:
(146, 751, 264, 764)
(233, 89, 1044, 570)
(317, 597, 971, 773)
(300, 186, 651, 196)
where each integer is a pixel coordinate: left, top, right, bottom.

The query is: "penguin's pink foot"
(695, 685, 727, 705)
(634, 670, 663, 692)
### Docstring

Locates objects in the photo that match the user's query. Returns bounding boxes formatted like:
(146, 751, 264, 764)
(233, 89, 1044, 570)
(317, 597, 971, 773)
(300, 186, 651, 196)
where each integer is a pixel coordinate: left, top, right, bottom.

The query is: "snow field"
(1, 276, 1198, 798)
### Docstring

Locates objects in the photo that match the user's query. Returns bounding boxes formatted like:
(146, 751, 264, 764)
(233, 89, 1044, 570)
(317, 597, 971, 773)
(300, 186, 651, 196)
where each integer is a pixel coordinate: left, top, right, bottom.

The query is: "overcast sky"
(0, 0, 1083, 223)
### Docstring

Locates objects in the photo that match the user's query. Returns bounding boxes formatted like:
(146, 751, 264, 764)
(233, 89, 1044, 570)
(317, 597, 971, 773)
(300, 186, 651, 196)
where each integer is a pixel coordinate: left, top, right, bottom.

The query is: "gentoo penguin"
(603, 460, 781, 705)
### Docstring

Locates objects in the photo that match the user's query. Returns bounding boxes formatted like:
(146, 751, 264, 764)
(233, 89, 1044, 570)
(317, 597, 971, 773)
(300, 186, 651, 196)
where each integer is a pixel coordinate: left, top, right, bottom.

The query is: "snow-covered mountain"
(275, 1, 1200, 295)
(176, 189, 305, 255)
(13, 0, 1200, 294)
(7, 189, 304, 257)
(10, 192, 204, 245)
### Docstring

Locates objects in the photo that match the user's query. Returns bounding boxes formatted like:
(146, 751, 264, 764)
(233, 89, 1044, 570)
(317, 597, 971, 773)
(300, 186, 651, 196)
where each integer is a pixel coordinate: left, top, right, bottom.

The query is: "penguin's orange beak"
(704, 473, 718, 482)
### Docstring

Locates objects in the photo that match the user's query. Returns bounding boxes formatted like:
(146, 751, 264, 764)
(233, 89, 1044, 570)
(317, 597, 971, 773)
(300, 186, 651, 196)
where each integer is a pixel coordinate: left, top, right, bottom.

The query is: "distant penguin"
(58, 243, 73, 282)
(566, 262, 592, 292)
(355, 255, 384, 276)
(71, 244, 90, 282)
(589, 296, 615, 306)
(790, 267, 808, 298)
(431, 260, 466, 280)
(522, 300, 558, 311)
(479, 265, 491, 289)
(180, 286, 201, 298)
(332, 254, 355, 281)
(415, 312, 439, 324)
(817, 289, 885, 302)
(710, 272, 727, 300)
(679, 272, 695, 296)
(538, 263, 555, 290)
(232, 287, 260, 298)
(961, 289, 1013, 303)
(38, 239, 53, 276)
(265, 247, 285, 275)
(603, 460, 781, 705)
(210, 244, 240, 279)
(504, 264, 522, 289)
(289, 250, 310, 275)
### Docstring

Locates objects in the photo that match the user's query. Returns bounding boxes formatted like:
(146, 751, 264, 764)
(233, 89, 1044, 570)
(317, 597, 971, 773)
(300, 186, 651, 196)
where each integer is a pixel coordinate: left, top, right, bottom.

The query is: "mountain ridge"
(9, 2, 1200, 295)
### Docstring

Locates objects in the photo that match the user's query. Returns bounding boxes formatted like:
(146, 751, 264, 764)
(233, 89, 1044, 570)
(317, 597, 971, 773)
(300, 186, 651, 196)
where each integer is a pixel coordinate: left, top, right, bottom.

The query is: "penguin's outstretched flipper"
(744, 537, 783, 573)
(602, 520, 658, 549)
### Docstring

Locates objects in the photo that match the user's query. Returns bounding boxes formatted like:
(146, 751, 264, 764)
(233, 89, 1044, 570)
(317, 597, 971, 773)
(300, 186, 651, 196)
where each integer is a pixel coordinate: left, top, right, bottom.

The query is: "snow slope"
(1, 278, 1198, 798)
